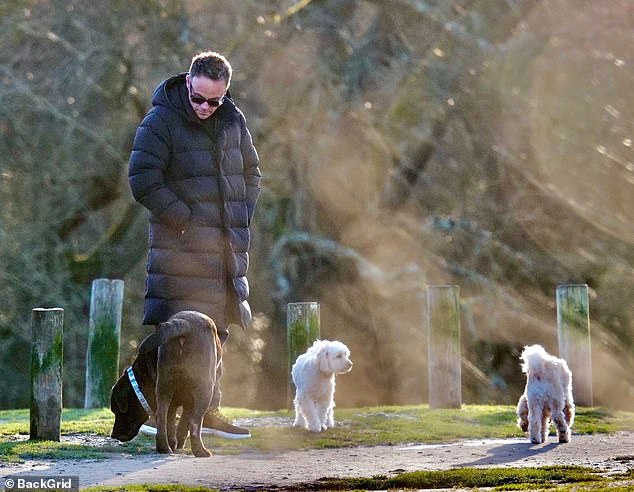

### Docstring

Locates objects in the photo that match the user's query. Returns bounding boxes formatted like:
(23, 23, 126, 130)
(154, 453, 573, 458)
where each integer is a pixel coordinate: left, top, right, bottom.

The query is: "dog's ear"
(137, 332, 157, 355)
(111, 377, 129, 413)
(318, 346, 332, 373)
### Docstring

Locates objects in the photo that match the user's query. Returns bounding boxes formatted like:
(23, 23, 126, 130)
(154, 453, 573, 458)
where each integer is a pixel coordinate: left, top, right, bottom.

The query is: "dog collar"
(126, 366, 153, 416)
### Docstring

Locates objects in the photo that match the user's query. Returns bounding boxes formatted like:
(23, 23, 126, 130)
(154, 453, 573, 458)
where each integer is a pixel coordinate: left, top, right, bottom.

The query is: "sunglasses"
(187, 80, 224, 107)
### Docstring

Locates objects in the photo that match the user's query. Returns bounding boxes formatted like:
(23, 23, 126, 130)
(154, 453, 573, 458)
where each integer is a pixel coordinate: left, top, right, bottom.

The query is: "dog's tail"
(137, 311, 215, 354)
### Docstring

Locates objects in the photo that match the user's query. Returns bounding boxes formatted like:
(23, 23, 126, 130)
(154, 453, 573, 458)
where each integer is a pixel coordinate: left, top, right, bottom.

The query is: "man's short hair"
(189, 51, 232, 88)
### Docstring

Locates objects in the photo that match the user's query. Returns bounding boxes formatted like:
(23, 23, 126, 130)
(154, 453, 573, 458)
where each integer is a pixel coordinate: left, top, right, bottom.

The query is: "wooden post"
(85, 278, 124, 408)
(30, 308, 64, 441)
(556, 284, 593, 406)
(427, 285, 462, 408)
(287, 302, 320, 407)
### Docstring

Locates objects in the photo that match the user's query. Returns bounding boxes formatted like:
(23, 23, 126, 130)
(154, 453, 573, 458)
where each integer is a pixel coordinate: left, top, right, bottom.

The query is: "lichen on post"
(84, 278, 124, 408)
(287, 302, 320, 406)
(556, 283, 593, 406)
(427, 285, 462, 409)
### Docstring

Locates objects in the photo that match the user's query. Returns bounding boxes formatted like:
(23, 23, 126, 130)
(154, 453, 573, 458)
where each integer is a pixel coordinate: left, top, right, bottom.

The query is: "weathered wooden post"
(287, 302, 320, 407)
(30, 308, 64, 441)
(556, 284, 593, 406)
(427, 285, 462, 408)
(85, 278, 124, 408)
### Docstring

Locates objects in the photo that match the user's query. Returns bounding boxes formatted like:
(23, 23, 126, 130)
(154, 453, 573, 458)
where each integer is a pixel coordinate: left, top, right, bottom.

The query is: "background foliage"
(0, 0, 632, 410)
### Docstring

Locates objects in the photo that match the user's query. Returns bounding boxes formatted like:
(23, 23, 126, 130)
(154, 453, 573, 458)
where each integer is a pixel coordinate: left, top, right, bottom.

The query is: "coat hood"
(150, 72, 237, 123)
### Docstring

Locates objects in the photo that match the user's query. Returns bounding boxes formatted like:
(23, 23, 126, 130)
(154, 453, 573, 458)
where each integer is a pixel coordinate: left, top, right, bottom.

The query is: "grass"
(222, 404, 634, 453)
(297, 467, 634, 491)
(79, 468, 634, 492)
(86, 487, 219, 492)
(307, 466, 603, 490)
(0, 408, 146, 462)
(0, 408, 114, 436)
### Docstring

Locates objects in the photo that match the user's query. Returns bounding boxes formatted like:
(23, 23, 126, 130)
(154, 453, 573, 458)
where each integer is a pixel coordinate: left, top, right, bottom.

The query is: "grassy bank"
(79, 467, 634, 492)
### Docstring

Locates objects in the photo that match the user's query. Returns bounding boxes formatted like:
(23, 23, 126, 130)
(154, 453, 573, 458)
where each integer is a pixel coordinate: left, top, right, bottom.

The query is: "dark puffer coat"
(129, 73, 261, 329)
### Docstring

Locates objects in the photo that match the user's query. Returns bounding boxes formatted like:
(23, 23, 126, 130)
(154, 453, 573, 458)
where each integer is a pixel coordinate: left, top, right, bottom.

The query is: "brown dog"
(110, 311, 222, 457)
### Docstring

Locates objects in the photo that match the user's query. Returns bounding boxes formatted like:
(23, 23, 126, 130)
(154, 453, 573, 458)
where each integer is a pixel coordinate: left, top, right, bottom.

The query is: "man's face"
(186, 74, 227, 120)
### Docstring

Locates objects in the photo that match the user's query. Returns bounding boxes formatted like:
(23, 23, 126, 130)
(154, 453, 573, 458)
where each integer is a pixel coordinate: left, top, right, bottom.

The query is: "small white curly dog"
(292, 339, 353, 432)
(516, 344, 575, 444)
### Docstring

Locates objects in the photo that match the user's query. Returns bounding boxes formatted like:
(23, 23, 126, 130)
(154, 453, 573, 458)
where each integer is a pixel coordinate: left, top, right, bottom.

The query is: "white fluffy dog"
(292, 339, 353, 432)
(516, 344, 575, 444)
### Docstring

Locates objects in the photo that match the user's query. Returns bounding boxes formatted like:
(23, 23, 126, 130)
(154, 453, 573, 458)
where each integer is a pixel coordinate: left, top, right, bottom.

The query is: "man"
(128, 51, 261, 438)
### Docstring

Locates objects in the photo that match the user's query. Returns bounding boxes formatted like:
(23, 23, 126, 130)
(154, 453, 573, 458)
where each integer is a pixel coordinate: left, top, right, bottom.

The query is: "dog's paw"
(190, 436, 212, 457)
(156, 443, 173, 454)
(558, 429, 571, 443)
(156, 432, 173, 454)
(192, 447, 212, 458)
(529, 430, 544, 444)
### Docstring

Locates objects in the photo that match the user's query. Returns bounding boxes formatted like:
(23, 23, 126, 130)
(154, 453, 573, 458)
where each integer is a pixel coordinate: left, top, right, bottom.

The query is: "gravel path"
(1, 431, 633, 490)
